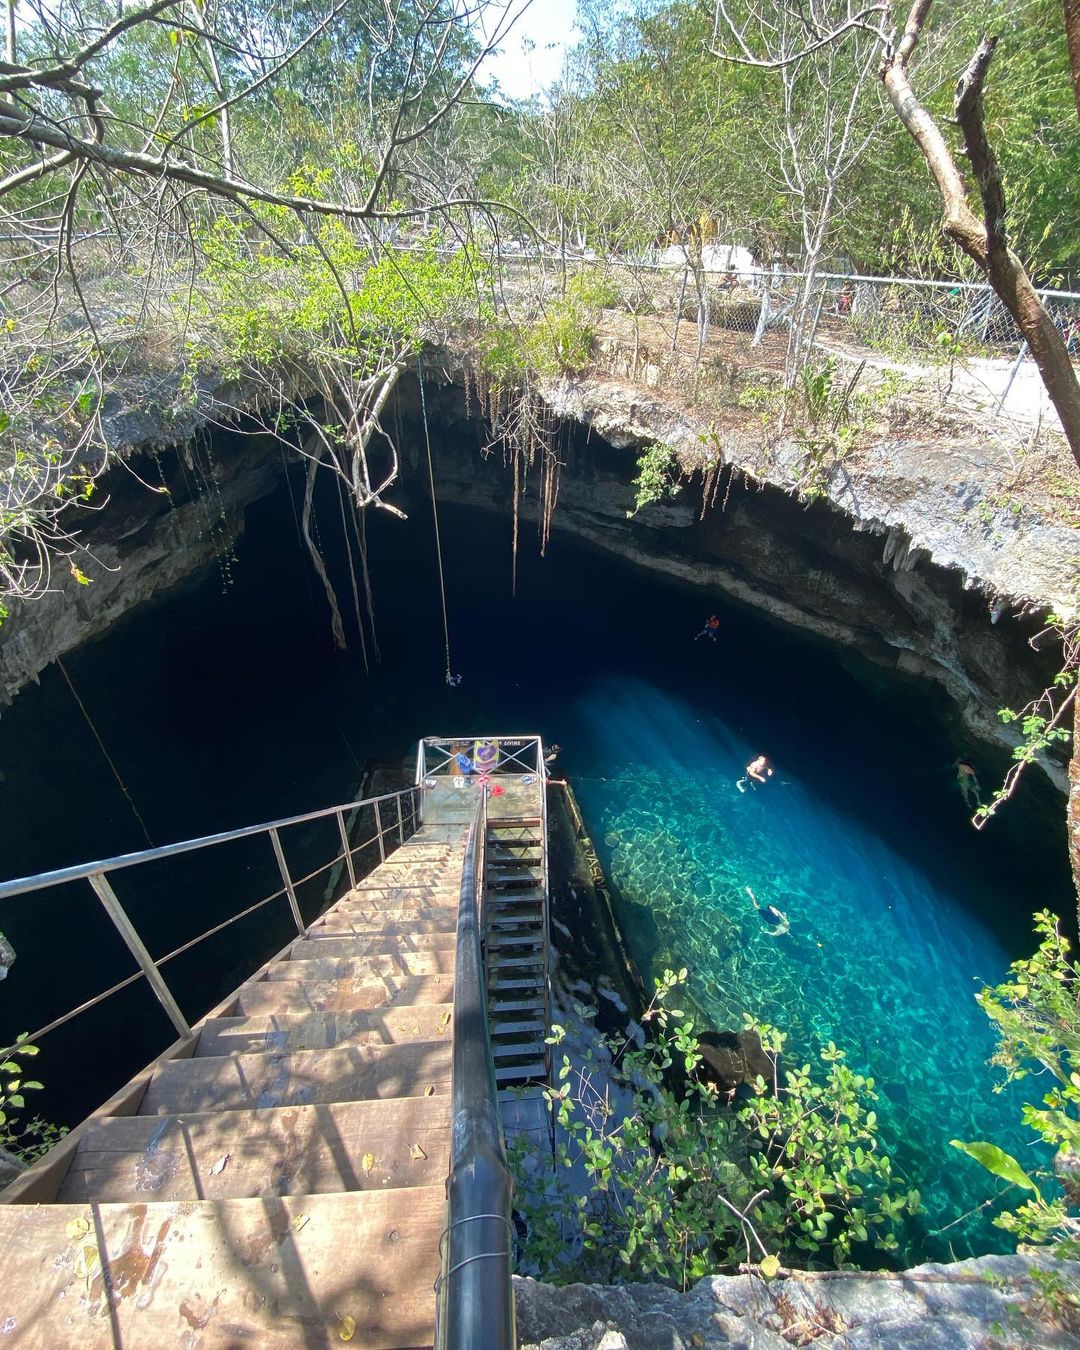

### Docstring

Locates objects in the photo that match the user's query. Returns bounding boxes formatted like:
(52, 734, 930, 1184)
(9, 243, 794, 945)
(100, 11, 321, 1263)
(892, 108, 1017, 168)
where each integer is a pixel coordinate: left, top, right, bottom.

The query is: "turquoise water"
(571, 677, 1042, 1265)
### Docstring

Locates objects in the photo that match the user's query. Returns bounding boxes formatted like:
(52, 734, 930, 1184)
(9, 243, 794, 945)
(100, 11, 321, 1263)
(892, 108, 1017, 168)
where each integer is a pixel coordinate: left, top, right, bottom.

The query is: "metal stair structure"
(485, 815, 550, 1087)
(0, 735, 552, 1349)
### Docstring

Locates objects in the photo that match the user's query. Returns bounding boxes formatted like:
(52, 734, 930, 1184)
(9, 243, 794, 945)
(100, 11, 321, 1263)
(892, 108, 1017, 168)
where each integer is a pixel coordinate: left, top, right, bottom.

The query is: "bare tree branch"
(881, 0, 1080, 466)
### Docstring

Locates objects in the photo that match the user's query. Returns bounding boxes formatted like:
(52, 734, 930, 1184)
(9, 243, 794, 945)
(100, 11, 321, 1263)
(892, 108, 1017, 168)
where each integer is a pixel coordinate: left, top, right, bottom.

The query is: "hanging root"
(301, 436, 347, 652)
(476, 371, 560, 579)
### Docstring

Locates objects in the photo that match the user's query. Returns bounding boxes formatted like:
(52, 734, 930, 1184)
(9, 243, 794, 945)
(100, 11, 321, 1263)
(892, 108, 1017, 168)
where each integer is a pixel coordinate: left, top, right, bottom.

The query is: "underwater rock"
(696, 1028, 774, 1093)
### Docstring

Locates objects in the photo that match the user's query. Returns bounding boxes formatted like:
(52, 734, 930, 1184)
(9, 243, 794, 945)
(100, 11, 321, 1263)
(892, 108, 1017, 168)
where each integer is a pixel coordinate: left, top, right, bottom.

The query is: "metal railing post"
(396, 794, 405, 847)
(89, 873, 191, 1039)
(336, 809, 356, 891)
(270, 828, 305, 935)
(374, 800, 385, 862)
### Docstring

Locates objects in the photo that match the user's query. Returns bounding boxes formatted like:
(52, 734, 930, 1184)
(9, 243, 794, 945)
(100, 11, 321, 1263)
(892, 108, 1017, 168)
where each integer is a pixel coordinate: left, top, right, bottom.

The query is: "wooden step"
(351, 865, 460, 882)
(237, 972, 453, 1016)
(289, 933, 456, 961)
(341, 882, 459, 900)
(327, 903, 458, 924)
(265, 950, 454, 982)
(487, 933, 544, 950)
(139, 1042, 452, 1115)
(197, 1005, 454, 1056)
(312, 908, 457, 932)
(313, 912, 456, 938)
(0, 1188, 443, 1348)
(57, 1095, 452, 1203)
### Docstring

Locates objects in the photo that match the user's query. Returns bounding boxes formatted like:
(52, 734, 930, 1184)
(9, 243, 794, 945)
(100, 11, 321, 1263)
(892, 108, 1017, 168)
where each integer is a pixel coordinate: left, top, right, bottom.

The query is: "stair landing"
(0, 821, 468, 1349)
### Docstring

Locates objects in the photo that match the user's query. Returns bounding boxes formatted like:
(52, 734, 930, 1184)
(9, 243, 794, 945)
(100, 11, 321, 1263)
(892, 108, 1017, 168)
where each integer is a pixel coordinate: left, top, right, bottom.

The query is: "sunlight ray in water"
(572, 676, 1037, 1264)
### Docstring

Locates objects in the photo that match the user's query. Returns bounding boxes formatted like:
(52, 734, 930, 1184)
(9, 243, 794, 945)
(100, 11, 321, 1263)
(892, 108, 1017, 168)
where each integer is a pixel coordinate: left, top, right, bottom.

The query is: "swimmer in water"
(736, 754, 774, 793)
(746, 885, 789, 936)
(955, 759, 981, 810)
(695, 614, 721, 641)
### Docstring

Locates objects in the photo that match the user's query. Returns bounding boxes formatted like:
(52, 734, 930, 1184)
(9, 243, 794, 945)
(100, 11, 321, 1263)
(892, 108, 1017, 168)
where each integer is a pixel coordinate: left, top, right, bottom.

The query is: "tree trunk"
(1069, 719, 1080, 928)
(881, 9, 1080, 468)
(1065, 0, 1080, 120)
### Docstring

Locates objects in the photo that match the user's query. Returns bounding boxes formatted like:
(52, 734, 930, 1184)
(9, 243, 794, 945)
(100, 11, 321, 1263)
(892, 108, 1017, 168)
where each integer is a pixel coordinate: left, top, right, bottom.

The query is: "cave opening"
(0, 407, 1071, 1263)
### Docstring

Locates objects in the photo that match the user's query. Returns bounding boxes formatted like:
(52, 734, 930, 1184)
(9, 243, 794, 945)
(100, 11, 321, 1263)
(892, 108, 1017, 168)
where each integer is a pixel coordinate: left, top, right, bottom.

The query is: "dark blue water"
(0, 474, 1069, 1263)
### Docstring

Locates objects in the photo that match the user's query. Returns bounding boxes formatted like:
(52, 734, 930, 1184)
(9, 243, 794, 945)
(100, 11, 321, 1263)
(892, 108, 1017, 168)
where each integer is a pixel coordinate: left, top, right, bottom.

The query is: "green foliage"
(0, 1034, 65, 1165)
(188, 217, 480, 378)
(509, 972, 916, 1288)
(628, 442, 681, 516)
(953, 912, 1080, 1254)
(949, 1140, 1039, 1195)
(800, 358, 838, 424)
(974, 660, 1075, 829)
(479, 270, 612, 384)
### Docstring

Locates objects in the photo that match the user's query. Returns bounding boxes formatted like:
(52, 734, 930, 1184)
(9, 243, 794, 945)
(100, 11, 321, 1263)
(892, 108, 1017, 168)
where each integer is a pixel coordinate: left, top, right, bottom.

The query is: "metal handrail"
(437, 791, 515, 1350)
(0, 785, 421, 1053)
(0, 788, 416, 900)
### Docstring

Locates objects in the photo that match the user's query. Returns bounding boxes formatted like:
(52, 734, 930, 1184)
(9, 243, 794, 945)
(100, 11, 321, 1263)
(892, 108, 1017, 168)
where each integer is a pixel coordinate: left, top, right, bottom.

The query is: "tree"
(713, 0, 884, 383)
(0, 0, 528, 620)
(879, 0, 1080, 463)
(709, 0, 1080, 463)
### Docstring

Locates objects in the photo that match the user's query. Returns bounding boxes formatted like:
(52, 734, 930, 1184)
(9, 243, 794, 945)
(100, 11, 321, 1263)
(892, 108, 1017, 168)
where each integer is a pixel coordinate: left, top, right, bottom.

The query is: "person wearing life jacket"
(695, 614, 721, 641)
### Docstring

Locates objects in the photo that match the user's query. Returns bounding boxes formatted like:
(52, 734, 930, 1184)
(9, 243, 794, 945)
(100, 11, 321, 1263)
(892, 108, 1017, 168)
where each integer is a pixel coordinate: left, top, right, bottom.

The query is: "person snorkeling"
(694, 614, 721, 642)
(746, 885, 789, 937)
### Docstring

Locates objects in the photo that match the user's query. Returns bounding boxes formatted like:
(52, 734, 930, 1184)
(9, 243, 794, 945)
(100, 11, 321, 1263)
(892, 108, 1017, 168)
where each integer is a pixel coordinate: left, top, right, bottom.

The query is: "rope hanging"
(57, 657, 156, 849)
(418, 351, 460, 687)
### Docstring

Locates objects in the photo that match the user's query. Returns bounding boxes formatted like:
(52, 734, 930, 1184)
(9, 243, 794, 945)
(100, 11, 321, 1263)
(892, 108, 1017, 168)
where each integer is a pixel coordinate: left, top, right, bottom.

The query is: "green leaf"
(949, 1140, 1039, 1195)
(759, 1253, 780, 1278)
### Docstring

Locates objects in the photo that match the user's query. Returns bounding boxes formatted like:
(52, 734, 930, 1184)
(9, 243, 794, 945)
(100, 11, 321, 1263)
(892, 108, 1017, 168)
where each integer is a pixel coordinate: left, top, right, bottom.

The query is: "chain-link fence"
(498, 253, 1080, 447)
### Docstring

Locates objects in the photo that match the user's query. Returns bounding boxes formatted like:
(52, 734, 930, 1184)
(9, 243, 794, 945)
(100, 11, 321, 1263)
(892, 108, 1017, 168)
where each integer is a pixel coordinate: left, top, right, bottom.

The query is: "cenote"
(0, 452, 1071, 1268)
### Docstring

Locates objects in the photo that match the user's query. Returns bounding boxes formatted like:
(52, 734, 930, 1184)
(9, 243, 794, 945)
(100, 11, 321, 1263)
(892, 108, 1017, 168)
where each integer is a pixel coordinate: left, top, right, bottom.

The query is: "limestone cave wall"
(0, 373, 1067, 790)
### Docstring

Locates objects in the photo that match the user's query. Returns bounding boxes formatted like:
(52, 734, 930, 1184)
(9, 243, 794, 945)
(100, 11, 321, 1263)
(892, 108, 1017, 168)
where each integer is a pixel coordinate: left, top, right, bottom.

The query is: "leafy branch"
(0, 1033, 65, 1166)
(509, 970, 916, 1287)
(973, 614, 1078, 830)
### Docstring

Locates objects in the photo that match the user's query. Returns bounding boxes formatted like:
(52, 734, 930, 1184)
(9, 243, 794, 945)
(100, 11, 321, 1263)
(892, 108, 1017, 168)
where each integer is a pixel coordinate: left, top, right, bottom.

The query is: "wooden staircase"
(0, 822, 468, 1349)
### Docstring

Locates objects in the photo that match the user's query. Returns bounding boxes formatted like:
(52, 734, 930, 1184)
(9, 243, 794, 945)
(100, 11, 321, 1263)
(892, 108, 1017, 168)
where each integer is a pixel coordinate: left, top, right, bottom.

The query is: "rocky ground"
(514, 1255, 1080, 1349)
